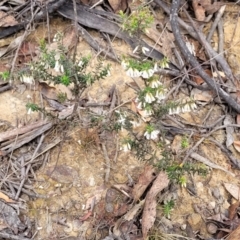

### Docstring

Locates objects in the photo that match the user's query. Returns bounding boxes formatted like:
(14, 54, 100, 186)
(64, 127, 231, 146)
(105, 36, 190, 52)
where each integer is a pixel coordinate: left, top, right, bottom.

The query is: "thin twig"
(217, 19, 224, 56)
(101, 143, 111, 182)
(206, 5, 226, 43)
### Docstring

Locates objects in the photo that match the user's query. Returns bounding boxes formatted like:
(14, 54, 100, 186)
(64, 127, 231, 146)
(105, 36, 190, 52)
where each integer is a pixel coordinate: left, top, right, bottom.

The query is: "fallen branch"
(0, 120, 49, 142)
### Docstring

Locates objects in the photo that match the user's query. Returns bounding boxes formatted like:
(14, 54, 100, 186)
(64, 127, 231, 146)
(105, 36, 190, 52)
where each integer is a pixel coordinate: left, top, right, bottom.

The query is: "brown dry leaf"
(142, 172, 169, 239)
(132, 165, 156, 201)
(145, 20, 164, 47)
(192, 0, 206, 21)
(131, 99, 138, 113)
(229, 201, 240, 220)
(233, 141, 240, 153)
(0, 191, 15, 203)
(224, 183, 240, 200)
(226, 224, 240, 240)
(123, 200, 145, 221)
(108, 0, 128, 12)
(191, 88, 214, 102)
(0, 11, 18, 27)
(39, 82, 57, 100)
(192, 69, 212, 85)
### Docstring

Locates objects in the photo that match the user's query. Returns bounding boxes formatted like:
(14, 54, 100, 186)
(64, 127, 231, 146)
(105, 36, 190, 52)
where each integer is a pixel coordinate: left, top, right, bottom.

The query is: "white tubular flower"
(133, 46, 139, 54)
(144, 130, 160, 140)
(168, 108, 174, 115)
(145, 108, 153, 116)
(145, 92, 155, 103)
(121, 60, 128, 70)
(174, 106, 181, 114)
(78, 60, 83, 67)
(142, 47, 149, 54)
(120, 142, 131, 152)
(118, 115, 126, 125)
(141, 69, 154, 79)
(182, 104, 191, 113)
(126, 67, 134, 77)
(149, 69, 155, 76)
(141, 110, 152, 118)
(150, 79, 162, 88)
(133, 69, 141, 78)
(141, 70, 150, 79)
(137, 101, 143, 110)
(190, 102, 197, 110)
(27, 108, 32, 115)
(60, 64, 64, 73)
(130, 121, 141, 128)
(107, 70, 111, 77)
(154, 63, 158, 71)
(54, 60, 60, 72)
(156, 89, 166, 102)
(20, 75, 34, 84)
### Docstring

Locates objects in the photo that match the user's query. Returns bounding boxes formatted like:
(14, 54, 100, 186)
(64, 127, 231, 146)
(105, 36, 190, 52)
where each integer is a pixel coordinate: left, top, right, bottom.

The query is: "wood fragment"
(0, 120, 49, 142)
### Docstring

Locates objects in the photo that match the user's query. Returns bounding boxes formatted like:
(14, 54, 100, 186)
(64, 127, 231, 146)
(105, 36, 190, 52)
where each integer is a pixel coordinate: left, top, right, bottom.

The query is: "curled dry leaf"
(233, 141, 240, 153)
(191, 88, 214, 102)
(192, 69, 212, 85)
(228, 201, 240, 220)
(132, 165, 156, 201)
(192, 0, 206, 21)
(142, 171, 169, 239)
(224, 183, 240, 201)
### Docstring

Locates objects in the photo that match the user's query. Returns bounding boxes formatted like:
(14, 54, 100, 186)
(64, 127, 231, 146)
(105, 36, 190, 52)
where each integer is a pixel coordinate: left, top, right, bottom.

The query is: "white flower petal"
(133, 46, 139, 54)
(126, 68, 134, 77)
(54, 60, 60, 72)
(142, 47, 149, 54)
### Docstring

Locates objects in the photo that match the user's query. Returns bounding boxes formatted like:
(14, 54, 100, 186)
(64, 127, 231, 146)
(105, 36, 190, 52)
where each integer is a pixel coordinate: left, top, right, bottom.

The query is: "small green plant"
(0, 71, 10, 81)
(57, 92, 67, 103)
(31, 38, 110, 98)
(163, 200, 175, 219)
(25, 36, 110, 117)
(119, 7, 154, 37)
(178, 175, 187, 188)
(181, 136, 189, 149)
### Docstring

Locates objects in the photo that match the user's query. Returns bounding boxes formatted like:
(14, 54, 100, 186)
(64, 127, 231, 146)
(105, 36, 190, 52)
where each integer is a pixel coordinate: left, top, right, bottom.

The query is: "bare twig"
(206, 5, 226, 43)
(218, 20, 224, 56)
(101, 143, 111, 182)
